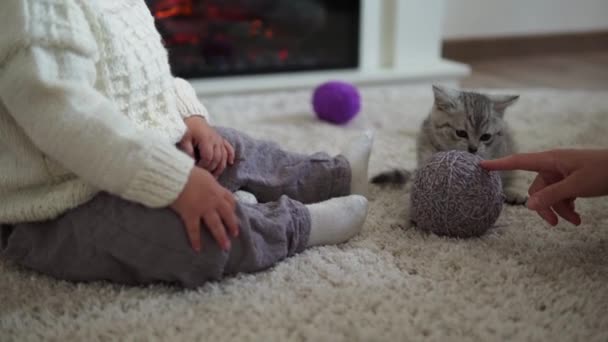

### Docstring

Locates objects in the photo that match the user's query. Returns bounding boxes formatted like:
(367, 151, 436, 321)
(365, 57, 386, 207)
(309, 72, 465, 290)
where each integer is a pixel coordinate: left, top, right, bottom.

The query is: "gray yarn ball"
(410, 150, 505, 238)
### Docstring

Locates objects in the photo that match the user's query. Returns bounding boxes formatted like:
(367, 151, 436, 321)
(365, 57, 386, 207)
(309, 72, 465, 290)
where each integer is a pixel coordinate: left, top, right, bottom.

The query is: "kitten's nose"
(468, 146, 478, 153)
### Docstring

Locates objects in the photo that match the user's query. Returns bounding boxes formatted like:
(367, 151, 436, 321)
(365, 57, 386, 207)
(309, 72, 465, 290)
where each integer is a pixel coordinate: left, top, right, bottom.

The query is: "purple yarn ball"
(312, 81, 361, 124)
(410, 151, 505, 238)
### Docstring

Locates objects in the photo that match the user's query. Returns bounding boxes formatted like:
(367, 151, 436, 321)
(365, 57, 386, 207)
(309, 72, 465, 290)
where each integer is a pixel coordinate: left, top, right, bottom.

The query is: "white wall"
(442, 0, 608, 39)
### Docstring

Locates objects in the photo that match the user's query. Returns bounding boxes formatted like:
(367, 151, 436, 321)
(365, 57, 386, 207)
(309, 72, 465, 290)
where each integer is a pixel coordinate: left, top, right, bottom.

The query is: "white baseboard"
(190, 59, 470, 95)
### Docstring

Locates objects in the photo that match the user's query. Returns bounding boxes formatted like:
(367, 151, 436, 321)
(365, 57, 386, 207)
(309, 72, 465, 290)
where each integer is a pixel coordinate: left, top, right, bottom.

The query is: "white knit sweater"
(0, 0, 209, 223)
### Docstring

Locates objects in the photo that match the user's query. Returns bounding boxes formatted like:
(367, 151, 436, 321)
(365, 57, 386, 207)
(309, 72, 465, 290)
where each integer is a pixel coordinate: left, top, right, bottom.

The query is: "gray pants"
(0, 127, 350, 288)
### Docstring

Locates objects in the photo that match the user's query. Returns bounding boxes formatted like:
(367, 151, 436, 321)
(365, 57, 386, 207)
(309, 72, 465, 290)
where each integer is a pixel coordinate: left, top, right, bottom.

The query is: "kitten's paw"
(370, 169, 411, 185)
(504, 187, 528, 206)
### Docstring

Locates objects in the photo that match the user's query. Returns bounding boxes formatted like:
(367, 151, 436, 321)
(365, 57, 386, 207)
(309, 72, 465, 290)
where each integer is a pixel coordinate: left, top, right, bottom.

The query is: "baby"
(0, 0, 371, 288)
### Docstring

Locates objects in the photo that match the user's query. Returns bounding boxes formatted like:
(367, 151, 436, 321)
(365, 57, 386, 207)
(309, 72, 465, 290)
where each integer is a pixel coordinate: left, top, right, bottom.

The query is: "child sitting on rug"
(0, 0, 372, 288)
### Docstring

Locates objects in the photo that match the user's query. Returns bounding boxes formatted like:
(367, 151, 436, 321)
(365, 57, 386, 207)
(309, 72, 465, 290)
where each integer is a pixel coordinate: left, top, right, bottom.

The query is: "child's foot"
(341, 130, 374, 197)
(233, 190, 258, 204)
(306, 195, 368, 247)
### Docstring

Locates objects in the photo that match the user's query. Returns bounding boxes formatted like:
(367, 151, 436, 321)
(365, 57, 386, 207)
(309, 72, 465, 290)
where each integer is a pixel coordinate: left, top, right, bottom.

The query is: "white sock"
(341, 130, 374, 197)
(233, 190, 258, 204)
(306, 195, 369, 247)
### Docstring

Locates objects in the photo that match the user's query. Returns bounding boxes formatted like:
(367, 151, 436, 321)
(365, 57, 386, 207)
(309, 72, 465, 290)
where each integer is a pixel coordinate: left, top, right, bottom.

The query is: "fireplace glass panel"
(146, 0, 361, 78)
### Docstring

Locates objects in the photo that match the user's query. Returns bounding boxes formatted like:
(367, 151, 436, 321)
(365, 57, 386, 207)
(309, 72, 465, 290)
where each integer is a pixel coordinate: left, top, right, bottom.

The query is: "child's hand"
(171, 167, 239, 252)
(481, 149, 608, 226)
(179, 116, 235, 177)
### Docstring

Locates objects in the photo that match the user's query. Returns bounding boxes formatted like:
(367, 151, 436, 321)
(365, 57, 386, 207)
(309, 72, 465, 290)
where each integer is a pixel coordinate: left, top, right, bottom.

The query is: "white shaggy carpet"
(1, 85, 608, 341)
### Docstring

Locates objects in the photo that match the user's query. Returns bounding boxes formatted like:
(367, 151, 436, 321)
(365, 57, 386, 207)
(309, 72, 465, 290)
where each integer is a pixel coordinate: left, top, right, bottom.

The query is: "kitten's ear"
(432, 85, 459, 112)
(488, 94, 519, 114)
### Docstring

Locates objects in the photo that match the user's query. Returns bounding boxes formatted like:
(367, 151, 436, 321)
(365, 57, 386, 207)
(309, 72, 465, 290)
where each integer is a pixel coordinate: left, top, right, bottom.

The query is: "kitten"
(372, 85, 527, 205)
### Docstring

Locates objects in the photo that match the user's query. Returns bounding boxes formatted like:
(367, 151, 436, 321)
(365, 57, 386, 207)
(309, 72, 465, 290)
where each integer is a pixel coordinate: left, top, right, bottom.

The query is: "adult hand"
(481, 149, 608, 226)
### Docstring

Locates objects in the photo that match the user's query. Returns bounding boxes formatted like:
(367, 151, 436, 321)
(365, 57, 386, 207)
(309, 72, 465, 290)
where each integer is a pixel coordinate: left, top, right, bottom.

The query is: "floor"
(457, 51, 608, 90)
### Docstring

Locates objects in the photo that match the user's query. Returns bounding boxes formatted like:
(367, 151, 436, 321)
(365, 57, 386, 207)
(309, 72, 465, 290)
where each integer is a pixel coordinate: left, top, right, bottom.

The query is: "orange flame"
(154, 0, 193, 19)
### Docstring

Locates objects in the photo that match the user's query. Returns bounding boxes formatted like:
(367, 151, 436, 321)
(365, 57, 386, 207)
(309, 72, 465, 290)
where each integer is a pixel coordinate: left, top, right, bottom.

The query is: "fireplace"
(146, 0, 361, 78)
(145, 0, 470, 94)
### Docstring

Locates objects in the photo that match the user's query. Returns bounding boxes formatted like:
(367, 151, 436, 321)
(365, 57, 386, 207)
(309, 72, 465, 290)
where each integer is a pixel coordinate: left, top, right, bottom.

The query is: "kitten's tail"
(370, 168, 412, 185)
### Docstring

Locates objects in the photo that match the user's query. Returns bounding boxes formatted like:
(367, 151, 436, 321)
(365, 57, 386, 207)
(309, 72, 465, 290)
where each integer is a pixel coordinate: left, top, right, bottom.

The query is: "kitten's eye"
(480, 133, 492, 141)
(455, 130, 468, 138)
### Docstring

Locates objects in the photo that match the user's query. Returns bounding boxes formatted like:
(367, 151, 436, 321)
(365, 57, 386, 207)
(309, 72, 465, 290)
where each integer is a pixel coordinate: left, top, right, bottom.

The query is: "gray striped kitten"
(372, 85, 527, 205)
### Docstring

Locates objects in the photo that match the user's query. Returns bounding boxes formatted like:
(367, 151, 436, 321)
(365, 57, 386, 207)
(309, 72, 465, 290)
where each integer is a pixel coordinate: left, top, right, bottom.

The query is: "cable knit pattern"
(174, 77, 210, 121)
(0, 0, 208, 223)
